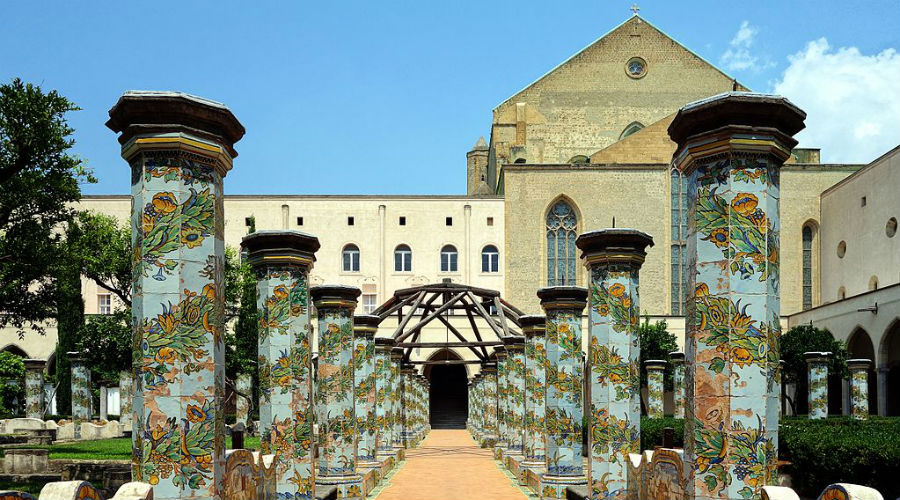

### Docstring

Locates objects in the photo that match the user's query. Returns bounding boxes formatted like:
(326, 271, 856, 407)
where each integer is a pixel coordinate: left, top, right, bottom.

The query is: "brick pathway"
(373, 430, 530, 500)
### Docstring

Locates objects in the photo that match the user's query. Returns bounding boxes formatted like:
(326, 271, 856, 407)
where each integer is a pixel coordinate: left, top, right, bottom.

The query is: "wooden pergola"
(370, 281, 526, 364)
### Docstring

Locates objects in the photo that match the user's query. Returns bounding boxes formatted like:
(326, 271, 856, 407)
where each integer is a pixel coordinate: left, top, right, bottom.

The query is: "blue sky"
(2, 1, 898, 195)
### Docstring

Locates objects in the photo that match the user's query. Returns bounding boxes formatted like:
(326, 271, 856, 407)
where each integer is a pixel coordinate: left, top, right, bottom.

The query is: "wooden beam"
(376, 292, 415, 320)
(430, 310, 486, 360)
(390, 291, 426, 339)
(494, 296, 512, 339)
(465, 291, 505, 339)
(463, 299, 490, 358)
(394, 291, 466, 343)
(396, 341, 503, 348)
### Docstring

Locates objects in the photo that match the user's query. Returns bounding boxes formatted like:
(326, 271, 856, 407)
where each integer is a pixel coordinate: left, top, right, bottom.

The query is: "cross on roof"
(630, 3, 640, 15)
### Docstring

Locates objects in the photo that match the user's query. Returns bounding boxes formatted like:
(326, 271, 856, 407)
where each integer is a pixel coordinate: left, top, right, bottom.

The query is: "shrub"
(640, 416, 684, 448)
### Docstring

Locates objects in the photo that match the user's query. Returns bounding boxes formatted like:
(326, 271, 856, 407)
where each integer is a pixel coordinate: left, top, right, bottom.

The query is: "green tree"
(78, 310, 131, 387)
(53, 220, 85, 415)
(780, 324, 849, 414)
(638, 316, 678, 389)
(0, 351, 25, 417)
(225, 216, 258, 416)
(0, 78, 94, 336)
(69, 211, 132, 306)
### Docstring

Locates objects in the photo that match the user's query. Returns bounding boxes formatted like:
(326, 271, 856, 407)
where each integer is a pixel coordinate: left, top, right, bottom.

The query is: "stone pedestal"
(480, 361, 499, 447)
(390, 348, 404, 449)
(69, 352, 90, 439)
(669, 92, 805, 500)
(848, 359, 871, 420)
(504, 337, 526, 455)
(244, 230, 319, 498)
(118, 371, 133, 433)
(354, 315, 379, 466)
(577, 228, 653, 500)
(234, 373, 251, 427)
(644, 360, 667, 419)
(537, 286, 588, 499)
(495, 348, 509, 450)
(806, 352, 831, 420)
(312, 285, 363, 498)
(108, 90, 244, 499)
(23, 359, 45, 420)
(521, 316, 548, 469)
(671, 352, 686, 419)
(374, 337, 395, 456)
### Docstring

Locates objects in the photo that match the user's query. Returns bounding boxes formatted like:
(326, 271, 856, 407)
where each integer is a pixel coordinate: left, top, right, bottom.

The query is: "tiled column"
(669, 93, 805, 500)
(234, 373, 251, 428)
(671, 352, 686, 419)
(24, 359, 45, 419)
(374, 337, 395, 456)
(481, 361, 499, 444)
(353, 315, 379, 467)
(538, 286, 588, 499)
(400, 363, 417, 447)
(312, 285, 363, 498)
(521, 315, 548, 468)
(848, 359, 871, 420)
(244, 230, 319, 498)
(70, 352, 91, 438)
(577, 228, 653, 500)
(108, 91, 244, 499)
(806, 352, 831, 420)
(495, 348, 509, 449)
(119, 371, 133, 433)
(645, 361, 667, 419)
(504, 337, 526, 455)
(390, 348, 404, 449)
(469, 376, 479, 435)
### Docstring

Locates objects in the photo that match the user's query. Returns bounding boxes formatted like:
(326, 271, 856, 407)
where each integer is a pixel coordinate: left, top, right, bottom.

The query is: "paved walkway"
(374, 430, 530, 500)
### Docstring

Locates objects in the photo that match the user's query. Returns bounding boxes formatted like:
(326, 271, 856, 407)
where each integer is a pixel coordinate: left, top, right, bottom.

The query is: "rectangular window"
(362, 293, 378, 314)
(441, 252, 458, 272)
(395, 250, 411, 272)
(445, 217, 453, 226)
(347, 216, 355, 226)
(297, 216, 304, 226)
(482, 252, 499, 273)
(487, 217, 494, 226)
(343, 250, 360, 272)
(399, 216, 406, 226)
(98, 294, 112, 315)
(861, 196, 867, 207)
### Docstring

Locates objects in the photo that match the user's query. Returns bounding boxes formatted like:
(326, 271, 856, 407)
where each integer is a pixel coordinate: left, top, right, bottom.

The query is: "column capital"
(668, 92, 806, 174)
(353, 314, 380, 337)
(310, 284, 361, 309)
(644, 359, 668, 371)
(847, 358, 872, 371)
(66, 351, 84, 364)
(23, 359, 46, 371)
(804, 351, 832, 364)
(495, 349, 508, 360)
(519, 315, 546, 336)
(375, 337, 395, 352)
(576, 228, 654, 268)
(669, 351, 685, 363)
(481, 361, 498, 374)
(241, 230, 320, 271)
(106, 91, 245, 175)
(537, 286, 588, 312)
(390, 347, 404, 360)
(502, 336, 525, 351)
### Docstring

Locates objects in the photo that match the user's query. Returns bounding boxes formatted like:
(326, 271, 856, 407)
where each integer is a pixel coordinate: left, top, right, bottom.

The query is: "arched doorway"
(848, 328, 878, 414)
(424, 349, 468, 429)
(881, 320, 900, 416)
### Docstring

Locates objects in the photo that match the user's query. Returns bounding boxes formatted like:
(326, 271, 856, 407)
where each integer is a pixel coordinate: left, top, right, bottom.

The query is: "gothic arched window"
(802, 225, 813, 309)
(546, 200, 577, 286)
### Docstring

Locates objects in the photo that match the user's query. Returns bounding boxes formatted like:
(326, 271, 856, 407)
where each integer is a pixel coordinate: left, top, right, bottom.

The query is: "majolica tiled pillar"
(119, 371, 133, 432)
(538, 286, 588, 499)
(645, 361, 666, 419)
(669, 93, 805, 500)
(400, 363, 417, 446)
(374, 337, 395, 456)
(481, 361, 499, 444)
(504, 337, 526, 455)
(235, 373, 251, 428)
(576, 228, 653, 500)
(521, 315, 548, 469)
(353, 315, 379, 467)
(24, 359, 45, 419)
(312, 285, 363, 498)
(244, 230, 319, 499)
(806, 352, 831, 420)
(69, 352, 91, 437)
(390, 348, 404, 449)
(108, 91, 244, 499)
(671, 352, 686, 419)
(848, 359, 871, 420)
(495, 348, 509, 449)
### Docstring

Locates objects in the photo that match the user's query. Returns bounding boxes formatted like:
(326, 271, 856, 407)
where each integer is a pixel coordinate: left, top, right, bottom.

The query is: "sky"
(2, 1, 898, 195)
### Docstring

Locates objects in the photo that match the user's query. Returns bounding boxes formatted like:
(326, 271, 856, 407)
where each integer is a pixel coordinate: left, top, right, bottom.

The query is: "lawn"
(2, 435, 261, 461)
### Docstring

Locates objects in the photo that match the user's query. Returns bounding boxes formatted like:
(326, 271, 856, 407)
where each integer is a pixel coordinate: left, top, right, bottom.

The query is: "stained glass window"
(546, 200, 577, 286)
(802, 225, 813, 310)
(671, 171, 689, 315)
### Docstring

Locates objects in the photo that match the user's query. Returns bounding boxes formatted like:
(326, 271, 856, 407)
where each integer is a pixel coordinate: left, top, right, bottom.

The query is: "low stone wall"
(0, 418, 123, 442)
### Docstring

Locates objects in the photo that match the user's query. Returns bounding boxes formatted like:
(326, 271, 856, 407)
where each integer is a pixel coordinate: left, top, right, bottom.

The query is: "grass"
(1, 435, 262, 461)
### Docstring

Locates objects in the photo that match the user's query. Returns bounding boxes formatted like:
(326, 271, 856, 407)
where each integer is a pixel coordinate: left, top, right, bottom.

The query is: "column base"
(478, 434, 497, 448)
(316, 473, 364, 499)
(540, 473, 586, 500)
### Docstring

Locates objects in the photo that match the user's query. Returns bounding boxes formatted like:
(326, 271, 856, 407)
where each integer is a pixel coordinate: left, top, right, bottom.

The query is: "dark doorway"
(425, 350, 468, 429)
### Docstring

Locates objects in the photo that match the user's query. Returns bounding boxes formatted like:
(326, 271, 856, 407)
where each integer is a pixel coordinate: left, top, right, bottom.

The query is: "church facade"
(2, 14, 897, 415)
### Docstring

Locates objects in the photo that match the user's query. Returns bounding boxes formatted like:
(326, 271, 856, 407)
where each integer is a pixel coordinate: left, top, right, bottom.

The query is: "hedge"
(632, 416, 899, 499)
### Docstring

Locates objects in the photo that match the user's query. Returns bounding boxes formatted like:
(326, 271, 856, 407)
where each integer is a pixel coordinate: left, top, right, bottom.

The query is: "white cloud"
(721, 21, 773, 72)
(772, 38, 900, 163)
